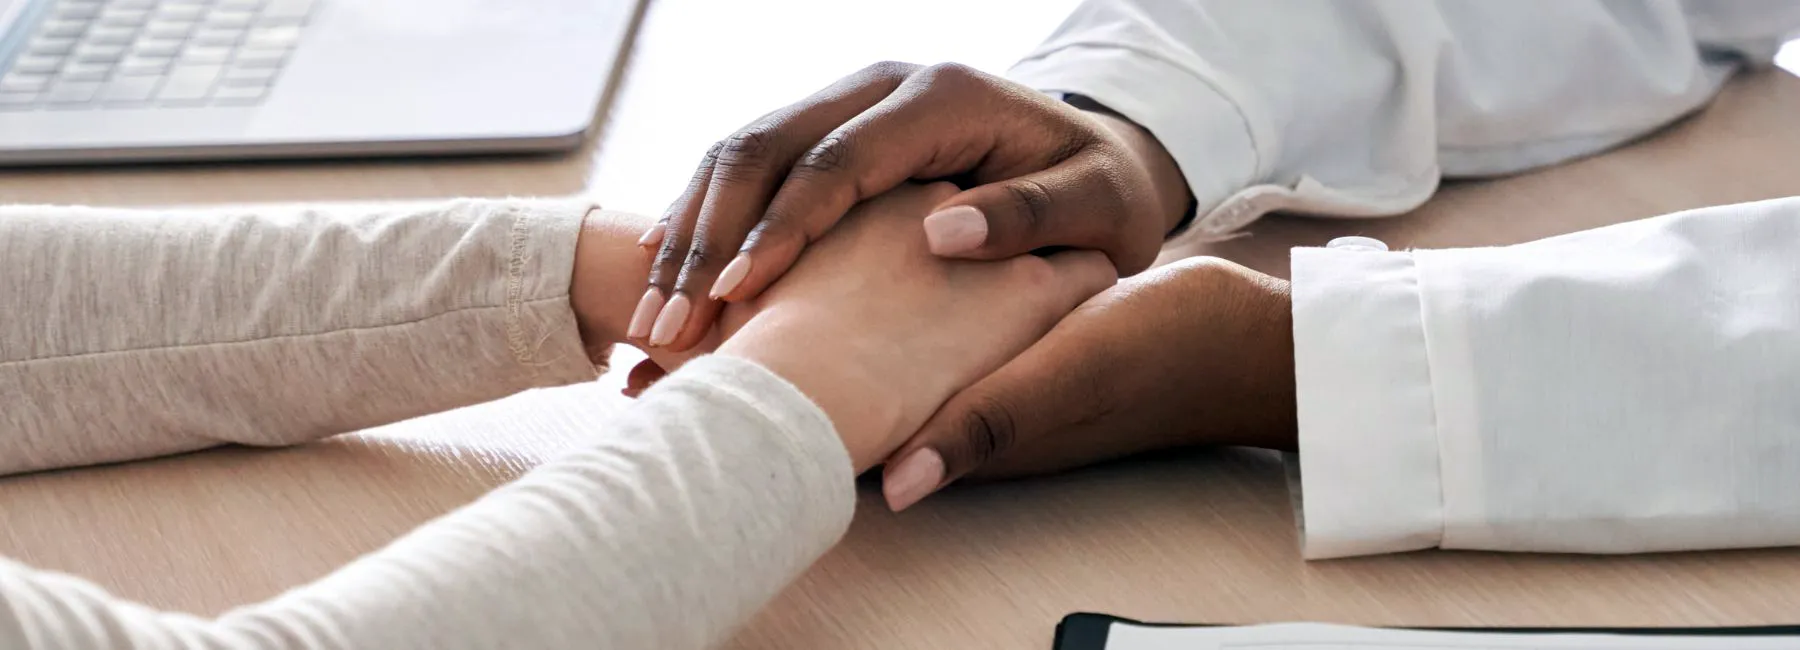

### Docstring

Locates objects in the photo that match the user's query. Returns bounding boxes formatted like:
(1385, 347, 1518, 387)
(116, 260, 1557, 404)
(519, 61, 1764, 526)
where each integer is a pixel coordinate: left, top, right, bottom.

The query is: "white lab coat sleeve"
(1290, 196, 1800, 559)
(1007, 0, 1800, 242)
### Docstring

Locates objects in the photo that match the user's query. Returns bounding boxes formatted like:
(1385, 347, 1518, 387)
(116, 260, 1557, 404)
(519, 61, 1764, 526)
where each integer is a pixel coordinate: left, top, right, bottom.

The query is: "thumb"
(920, 150, 1158, 274)
(881, 335, 1101, 512)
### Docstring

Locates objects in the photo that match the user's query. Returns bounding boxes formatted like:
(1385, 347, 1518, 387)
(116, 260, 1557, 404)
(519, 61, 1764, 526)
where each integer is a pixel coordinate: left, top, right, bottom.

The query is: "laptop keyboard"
(0, 0, 318, 111)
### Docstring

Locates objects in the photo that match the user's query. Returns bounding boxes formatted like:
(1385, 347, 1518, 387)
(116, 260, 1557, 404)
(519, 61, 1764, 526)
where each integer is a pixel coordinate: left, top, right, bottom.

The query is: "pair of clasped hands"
(573, 63, 1298, 512)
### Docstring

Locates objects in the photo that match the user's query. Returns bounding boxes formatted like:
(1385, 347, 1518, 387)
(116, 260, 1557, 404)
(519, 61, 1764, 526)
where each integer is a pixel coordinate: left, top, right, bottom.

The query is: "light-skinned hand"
(713, 182, 1118, 470)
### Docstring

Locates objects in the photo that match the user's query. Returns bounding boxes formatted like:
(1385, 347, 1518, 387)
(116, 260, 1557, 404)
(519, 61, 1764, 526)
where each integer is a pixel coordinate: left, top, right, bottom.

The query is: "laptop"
(0, 0, 643, 164)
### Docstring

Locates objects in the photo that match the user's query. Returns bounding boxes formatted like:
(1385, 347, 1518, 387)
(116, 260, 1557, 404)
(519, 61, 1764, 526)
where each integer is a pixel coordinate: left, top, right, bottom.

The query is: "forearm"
(0, 356, 855, 650)
(1011, 0, 1787, 239)
(0, 200, 619, 475)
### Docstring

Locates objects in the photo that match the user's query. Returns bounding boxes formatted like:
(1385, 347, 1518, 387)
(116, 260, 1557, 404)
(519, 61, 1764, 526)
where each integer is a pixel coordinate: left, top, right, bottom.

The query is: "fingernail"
(710, 254, 753, 299)
(883, 448, 945, 512)
(922, 206, 988, 255)
(637, 223, 666, 249)
(648, 293, 692, 347)
(626, 288, 663, 340)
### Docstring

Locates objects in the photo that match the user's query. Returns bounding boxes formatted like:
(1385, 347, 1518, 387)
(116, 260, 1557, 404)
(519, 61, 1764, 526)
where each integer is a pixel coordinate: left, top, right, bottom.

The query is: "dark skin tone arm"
(616, 60, 1300, 512)
(626, 61, 1191, 351)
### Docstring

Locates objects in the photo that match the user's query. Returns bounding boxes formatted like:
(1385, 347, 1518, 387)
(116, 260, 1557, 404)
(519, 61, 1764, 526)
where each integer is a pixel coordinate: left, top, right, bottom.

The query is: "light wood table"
(4, 2, 1800, 648)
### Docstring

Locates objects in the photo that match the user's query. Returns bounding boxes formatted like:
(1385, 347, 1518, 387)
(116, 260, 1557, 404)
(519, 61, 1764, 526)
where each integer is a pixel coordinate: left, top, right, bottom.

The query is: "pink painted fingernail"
(626, 288, 663, 340)
(648, 293, 692, 347)
(922, 206, 988, 255)
(710, 254, 753, 299)
(637, 223, 666, 249)
(883, 448, 945, 512)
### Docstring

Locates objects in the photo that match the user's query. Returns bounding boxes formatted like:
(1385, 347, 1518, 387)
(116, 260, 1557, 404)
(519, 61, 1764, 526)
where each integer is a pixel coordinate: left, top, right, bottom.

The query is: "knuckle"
(861, 60, 920, 82)
(679, 241, 716, 272)
(793, 135, 852, 175)
(1007, 255, 1059, 289)
(652, 237, 688, 271)
(1046, 133, 1091, 165)
(920, 180, 961, 204)
(958, 396, 1019, 466)
(740, 218, 793, 252)
(713, 127, 779, 171)
(700, 140, 727, 166)
(922, 61, 981, 85)
(1002, 178, 1056, 233)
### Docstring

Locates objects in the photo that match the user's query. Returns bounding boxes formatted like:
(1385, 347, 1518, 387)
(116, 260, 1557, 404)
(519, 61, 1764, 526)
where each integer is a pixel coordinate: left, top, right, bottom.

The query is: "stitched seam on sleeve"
(1409, 253, 1451, 549)
(0, 296, 571, 369)
(506, 204, 534, 365)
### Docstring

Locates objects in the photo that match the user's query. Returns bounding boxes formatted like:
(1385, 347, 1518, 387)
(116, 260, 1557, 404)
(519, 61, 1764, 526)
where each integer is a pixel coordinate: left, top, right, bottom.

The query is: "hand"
(627, 61, 1191, 352)
(713, 183, 1118, 471)
(880, 257, 1299, 510)
(569, 208, 711, 373)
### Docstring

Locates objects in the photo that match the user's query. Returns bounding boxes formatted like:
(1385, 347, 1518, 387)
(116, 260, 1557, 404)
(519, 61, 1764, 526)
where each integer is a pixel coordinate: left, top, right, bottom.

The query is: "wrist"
(571, 208, 657, 355)
(1075, 103, 1193, 235)
(1167, 258, 1298, 451)
(717, 312, 905, 472)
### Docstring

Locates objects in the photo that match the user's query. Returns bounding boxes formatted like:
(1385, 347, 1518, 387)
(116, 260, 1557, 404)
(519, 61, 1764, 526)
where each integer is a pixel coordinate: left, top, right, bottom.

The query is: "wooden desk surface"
(4, 2, 1800, 648)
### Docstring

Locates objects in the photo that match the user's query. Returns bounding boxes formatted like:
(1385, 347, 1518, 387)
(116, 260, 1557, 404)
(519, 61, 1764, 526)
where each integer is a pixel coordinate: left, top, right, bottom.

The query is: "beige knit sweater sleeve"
(0, 201, 856, 649)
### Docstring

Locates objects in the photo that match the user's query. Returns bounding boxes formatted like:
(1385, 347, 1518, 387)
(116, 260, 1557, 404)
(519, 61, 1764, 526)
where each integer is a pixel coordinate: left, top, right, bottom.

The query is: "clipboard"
(1054, 612, 1800, 650)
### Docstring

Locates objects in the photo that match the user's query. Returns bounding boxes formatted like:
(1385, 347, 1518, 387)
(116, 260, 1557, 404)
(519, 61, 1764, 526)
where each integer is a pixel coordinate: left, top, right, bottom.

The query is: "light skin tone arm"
(568, 184, 1118, 470)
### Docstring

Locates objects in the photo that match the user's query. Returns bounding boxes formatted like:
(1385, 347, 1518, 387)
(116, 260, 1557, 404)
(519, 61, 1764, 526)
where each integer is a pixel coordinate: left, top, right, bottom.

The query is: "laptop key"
(0, 93, 38, 109)
(222, 66, 277, 85)
(72, 43, 129, 64)
(119, 55, 173, 76)
(233, 48, 287, 68)
(154, 5, 207, 21)
(12, 56, 64, 75)
(193, 27, 245, 46)
(179, 45, 233, 64)
(44, 81, 103, 104)
(157, 64, 222, 101)
(86, 25, 139, 45)
(243, 25, 301, 50)
(27, 38, 79, 56)
(101, 76, 161, 103)
(133, 39, 184, 58)
(260, 0, 314, 21)
(206, 10, 256, 28)
(60, 62, 115, 82)
(210, 83, 268, 104)
(0, 74, 53, 93)
(144, 20, 199, 39)
(39, 20, 89, 39)
(98, 7, 154, 26)
(51, 5, 103, 22)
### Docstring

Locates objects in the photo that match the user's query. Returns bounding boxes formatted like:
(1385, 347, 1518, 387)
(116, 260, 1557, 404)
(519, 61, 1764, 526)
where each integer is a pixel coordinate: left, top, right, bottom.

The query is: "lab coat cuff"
(1008, 44, 1258, 240)
(1289, 246, 1445, 559)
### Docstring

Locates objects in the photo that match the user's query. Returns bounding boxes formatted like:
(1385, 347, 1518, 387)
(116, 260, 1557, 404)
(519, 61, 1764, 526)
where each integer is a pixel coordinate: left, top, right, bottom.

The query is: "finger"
(630, 148, 717, 342)
(622, 359, 668, 398)
(882, 318, 1108, 511)
(1014, 247, 1120, 317)
(924, 149, 1161, 274)
(652, 63, 921, 350)
(726, 63, 1009, 302)
(881, 249, 1116, 512)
